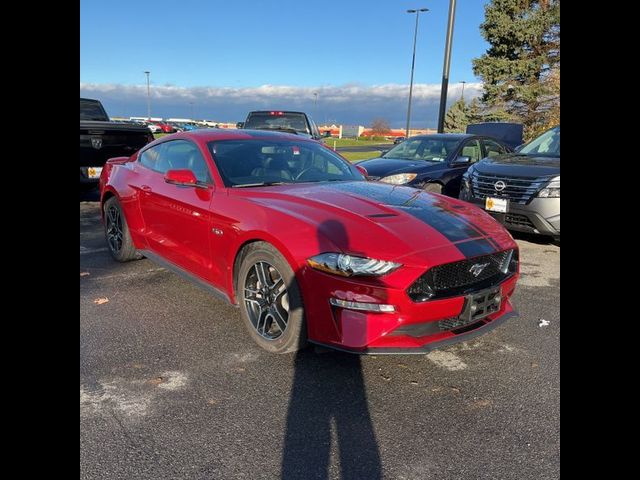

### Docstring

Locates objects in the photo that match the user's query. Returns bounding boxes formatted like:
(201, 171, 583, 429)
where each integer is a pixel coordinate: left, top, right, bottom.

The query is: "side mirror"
(236, 122, 244, 129)
(355, 165, 368, 177)
(322, 131, 332, 138)
(164, 169, 201, 187)
(452, 155, 471, 165)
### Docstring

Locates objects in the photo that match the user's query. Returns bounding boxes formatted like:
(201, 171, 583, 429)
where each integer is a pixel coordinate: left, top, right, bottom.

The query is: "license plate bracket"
(458, 286, 502, 324)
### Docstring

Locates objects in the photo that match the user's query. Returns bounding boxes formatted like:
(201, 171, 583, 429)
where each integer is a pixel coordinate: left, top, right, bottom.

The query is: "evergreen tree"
(444, 99, 469, 133)
(472, 0, 560, 140)
(467, 98, 483, 125)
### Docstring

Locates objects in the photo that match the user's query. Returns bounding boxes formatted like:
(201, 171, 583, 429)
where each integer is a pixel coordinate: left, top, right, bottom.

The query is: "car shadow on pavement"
(80, 186, 101, 203)
(281, 219, 382, 480)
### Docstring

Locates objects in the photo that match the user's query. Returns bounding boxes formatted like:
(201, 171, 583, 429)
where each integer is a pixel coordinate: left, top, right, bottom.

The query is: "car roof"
(153, 128, 314, 144)
(248, 110, 306, 114)
(409, 133, 474, 140)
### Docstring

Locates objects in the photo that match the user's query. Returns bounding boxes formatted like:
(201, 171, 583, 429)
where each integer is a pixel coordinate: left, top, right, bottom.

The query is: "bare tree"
(370, 118, 391, 136)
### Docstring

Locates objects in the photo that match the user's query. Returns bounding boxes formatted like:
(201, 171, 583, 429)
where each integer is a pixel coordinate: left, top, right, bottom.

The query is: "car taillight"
(269, 111, 284, 116)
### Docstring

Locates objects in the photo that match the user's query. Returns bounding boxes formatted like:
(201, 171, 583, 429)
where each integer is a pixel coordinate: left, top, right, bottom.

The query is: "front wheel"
(423, 182, 443, 194)
(237, 242, 307, 354)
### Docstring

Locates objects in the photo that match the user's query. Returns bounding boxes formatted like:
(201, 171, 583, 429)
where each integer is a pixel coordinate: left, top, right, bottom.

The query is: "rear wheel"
(103, 197, 141, 262)
(237, 242, 307, 354)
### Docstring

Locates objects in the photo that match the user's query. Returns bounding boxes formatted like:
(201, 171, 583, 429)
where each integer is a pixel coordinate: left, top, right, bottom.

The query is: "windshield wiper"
(232, 181, 289, 188)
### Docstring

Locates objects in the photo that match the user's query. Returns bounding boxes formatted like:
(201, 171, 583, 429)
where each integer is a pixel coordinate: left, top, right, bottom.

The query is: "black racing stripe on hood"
(394, 205, 479, 242)
(324, 182, 499, 256)
(442, 207, 501, 251)
(455, 238, 498, 258)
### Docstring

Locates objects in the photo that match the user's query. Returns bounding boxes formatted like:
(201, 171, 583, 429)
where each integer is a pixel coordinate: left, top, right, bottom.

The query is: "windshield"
(208, 140, 364, 187)
(80, 99, 109, 121)
(519, 126, 560, 157)
(382, 137, 461, 162)
(244, 112, 310, 134)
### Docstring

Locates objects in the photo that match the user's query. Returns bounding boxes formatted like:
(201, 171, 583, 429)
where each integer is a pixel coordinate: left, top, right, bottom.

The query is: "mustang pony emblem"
(469, 262, 490, 277)
(91, 138, 103, 150)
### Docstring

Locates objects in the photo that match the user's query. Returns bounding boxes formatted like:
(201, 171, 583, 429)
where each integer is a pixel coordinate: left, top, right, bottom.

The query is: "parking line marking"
(426, 350, 468, 371)
(80, 247, 109, 255)
(85, 267, 166, 281)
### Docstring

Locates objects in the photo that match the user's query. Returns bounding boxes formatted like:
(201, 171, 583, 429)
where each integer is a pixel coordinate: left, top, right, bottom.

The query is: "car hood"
(235, 181, 515, 268)
(356, 157, 445, 178)
(474, 153, 560, 177)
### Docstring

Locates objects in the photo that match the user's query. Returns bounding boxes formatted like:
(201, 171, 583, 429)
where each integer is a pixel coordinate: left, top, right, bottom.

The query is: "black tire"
(423, 182, 443, 194)
(237, 242, 307, 354)
(103, 196, 142, 262)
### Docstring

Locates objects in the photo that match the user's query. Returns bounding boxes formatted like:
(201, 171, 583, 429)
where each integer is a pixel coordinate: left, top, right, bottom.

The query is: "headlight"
(379, 173, 417, 185)
(537, 175, 560, 198)
(307, 253, 401, 277)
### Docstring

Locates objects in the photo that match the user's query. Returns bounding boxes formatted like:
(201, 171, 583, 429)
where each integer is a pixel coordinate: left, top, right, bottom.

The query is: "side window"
(138, 144, 164, 172)
(460, 139, 482, 163)
(160, 140, 212, 183)
(483, 139, 505, 158)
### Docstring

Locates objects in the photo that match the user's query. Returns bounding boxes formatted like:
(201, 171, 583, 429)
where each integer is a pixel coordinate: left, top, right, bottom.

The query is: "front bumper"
(299, 266, 519, 353)
(460, 187, 560, 237)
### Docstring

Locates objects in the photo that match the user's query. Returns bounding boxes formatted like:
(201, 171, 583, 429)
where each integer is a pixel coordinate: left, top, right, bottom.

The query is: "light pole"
(313, 92, 318, 120)
(405, 8, 429, 138)
(437, 0, 457, 133)
(460, 80, 466, 100)
(144, 71, 151, 120)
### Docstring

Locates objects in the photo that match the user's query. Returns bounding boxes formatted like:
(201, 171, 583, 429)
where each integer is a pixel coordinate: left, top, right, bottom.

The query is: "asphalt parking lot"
(80, 190, 559, 480)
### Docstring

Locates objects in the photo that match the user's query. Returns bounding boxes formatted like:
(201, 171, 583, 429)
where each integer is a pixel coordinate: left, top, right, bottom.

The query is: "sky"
(80, 0, 491, 128)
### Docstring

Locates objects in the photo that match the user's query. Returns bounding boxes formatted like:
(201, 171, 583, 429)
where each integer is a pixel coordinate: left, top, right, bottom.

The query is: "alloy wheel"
(105, 204, 123, 253)
(244, 262, 289, 340)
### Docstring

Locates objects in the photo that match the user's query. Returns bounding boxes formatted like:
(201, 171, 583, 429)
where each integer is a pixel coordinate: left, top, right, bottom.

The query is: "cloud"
(80, 82, 482, 128)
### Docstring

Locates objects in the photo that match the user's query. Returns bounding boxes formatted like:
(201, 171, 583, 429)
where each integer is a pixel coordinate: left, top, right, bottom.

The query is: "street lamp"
(313, 92, 319, 119)
(437, 0, 458, 133)
(460, 80, 467, 100)
(405, 8, 429, 138)
(144, 71, 151, 120)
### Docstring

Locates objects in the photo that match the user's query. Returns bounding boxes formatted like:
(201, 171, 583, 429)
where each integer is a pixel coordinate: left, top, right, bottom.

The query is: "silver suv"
(459, 126, 560, 241)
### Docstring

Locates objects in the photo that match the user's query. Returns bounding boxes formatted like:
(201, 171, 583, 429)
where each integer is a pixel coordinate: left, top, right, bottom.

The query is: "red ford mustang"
(99, 129, 519, 354)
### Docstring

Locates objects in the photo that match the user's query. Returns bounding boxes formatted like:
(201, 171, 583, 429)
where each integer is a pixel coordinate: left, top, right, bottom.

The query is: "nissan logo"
(494, 180, 506, 192)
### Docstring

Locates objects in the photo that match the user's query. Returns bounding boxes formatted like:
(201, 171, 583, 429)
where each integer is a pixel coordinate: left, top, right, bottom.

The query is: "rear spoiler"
(466, 122, 523, 149)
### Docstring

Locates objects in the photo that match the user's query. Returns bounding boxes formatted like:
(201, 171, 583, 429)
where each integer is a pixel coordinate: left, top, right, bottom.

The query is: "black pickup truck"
(80, 98, 154, 187)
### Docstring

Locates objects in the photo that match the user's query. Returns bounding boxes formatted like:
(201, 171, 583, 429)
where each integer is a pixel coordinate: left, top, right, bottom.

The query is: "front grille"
(407, 249, 518, 301)
(470, 172, 547, 205)
(505, 213, 536, 229)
